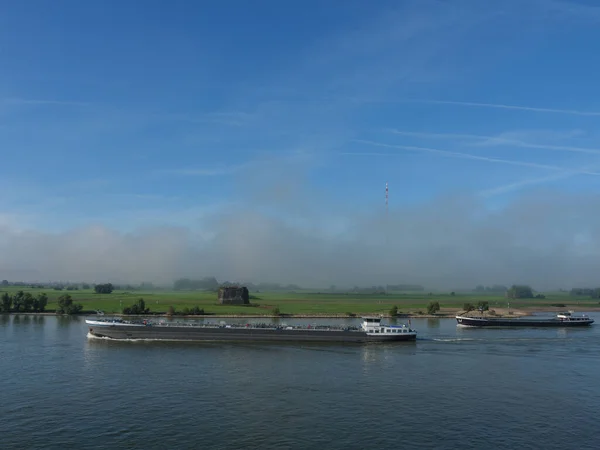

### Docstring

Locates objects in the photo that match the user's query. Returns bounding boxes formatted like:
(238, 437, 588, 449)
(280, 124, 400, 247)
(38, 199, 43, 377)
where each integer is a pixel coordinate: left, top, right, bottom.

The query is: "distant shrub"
(271, 307, 281, 316)
(551, 303, 566, 308)
(477, 301, 489, 312)
(427, 301, 440, 315)
(167, 306, 175, 316)
(55, 294, 83, 315)
(346, 312, 356, 317)
(178, 306, 204, 316)
(122, 298, 150, 315)
(389, 305, 398, 317)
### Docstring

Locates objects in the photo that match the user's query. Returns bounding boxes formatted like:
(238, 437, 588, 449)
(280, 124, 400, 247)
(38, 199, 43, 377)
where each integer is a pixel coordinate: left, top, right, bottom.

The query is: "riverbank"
(5, 305, 598, 319)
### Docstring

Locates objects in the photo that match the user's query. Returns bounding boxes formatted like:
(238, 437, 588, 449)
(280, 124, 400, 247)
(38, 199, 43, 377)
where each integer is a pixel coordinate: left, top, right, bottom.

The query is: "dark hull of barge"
(456, 316, 594, 328)
(87, 324, 417, 343)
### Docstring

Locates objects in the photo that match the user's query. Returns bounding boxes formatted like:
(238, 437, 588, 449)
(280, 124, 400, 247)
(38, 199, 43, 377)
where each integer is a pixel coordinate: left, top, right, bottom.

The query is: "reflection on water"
(32, 315, 45, 325)
(56, 315, 81, 327)
(427, 318, 440, 328)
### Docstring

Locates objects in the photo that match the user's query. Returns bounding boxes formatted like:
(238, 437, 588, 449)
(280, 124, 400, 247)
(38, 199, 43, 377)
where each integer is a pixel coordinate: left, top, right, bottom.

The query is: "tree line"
(474, 285, 508, 293)
(1, 291, 48, 312)
(0, 291, 84, 314)
(570, 288, 600, 298)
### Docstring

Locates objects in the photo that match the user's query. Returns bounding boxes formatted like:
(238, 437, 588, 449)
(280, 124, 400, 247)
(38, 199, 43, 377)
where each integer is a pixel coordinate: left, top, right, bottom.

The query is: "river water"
(1, 314, 599, 449)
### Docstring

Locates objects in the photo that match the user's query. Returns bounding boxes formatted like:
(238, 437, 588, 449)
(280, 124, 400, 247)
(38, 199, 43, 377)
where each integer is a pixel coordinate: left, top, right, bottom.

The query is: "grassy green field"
(1, 286, 598, 316)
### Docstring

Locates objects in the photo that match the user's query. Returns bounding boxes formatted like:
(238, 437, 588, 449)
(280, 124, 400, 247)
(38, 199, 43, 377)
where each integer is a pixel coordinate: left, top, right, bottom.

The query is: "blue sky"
(3, 0, 600, 286)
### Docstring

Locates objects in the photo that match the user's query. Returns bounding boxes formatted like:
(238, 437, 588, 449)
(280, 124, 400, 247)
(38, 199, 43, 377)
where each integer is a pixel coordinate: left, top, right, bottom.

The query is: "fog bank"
(1, 190, 599, 291)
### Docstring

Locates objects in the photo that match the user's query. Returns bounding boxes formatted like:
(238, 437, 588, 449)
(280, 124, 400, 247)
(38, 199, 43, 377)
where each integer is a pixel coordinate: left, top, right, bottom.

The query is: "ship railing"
(144, 321, 361, 331)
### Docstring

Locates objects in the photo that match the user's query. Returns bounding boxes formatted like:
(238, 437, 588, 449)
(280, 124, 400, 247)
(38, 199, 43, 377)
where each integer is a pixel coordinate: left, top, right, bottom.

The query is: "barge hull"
(88, 325, 416, 343)
(456, 317, 594, 328)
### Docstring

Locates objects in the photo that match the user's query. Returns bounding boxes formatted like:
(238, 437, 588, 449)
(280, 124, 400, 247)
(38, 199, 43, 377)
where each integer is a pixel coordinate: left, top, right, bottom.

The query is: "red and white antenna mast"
(385, 181, 389, 216)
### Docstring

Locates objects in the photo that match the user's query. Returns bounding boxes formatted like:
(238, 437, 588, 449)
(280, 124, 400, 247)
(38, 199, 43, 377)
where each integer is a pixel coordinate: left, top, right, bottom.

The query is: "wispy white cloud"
(1, 98, 89, 107)
(389, 129, 600, 156)
(349, 139, 600, 175)
(157, 111, 257, 127)
(480, 158, 600, 197)
(160, 166, 244, 177)
(479, 171, 582, 197)
(542, 0, 600, 22)
(406, 99, 600, 116)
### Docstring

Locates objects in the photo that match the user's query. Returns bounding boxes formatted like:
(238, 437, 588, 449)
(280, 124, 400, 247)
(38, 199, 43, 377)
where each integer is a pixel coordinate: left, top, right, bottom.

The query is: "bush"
(122, 298, 150, 315)
(271, 307, 281, 316)
(463, 302, 474, 312)
(477, 301, 489, 312)
(427, 301, 440, 315)
(389, 305, 398, 317)
(167, 306, 175, 316)
(179, 306, 204, 316)
(55, 294, 83, 315)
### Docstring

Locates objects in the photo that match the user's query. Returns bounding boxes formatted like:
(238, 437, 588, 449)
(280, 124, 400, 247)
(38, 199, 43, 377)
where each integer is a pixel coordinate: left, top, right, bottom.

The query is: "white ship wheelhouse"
(360, 317, 414, 334)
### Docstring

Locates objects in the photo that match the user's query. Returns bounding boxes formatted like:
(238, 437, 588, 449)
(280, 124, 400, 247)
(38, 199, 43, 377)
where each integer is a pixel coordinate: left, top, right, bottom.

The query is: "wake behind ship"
(86, 316, 417, 343)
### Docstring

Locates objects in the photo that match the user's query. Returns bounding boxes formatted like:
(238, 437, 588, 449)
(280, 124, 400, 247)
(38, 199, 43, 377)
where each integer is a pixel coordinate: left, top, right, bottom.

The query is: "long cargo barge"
(86, 316, 417, 343)
(456, 311, 594, 328)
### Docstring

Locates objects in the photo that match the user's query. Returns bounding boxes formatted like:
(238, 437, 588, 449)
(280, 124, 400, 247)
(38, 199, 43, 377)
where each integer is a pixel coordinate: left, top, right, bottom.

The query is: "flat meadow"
(1, 286, 598, 317)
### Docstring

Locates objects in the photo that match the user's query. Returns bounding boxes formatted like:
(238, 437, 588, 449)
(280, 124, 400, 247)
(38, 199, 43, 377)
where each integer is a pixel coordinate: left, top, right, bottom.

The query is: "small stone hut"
(218, 286, 250, 305)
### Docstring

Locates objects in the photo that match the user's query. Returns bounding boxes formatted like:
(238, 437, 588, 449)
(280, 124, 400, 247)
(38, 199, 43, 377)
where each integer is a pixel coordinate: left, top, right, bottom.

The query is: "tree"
(506, 285, 533, 299)
(81, 283, 90, 290)
(1, 280, 8, 286)
(1, 292, 12, 312)
(94, 283, 114, 294)
(22, 293, 34, 312)
(56, 294, 83, 315)
(389, 305, 398, 317)
(34, 293, 48, 312)
(463, 303, 474, 313)
(427, 301, 440, 315)
(12, 290, 24, 312)
(477, 301, 489, 312)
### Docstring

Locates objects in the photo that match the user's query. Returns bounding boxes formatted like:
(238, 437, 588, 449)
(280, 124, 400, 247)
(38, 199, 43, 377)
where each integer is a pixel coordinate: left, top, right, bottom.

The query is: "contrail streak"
(407, 99, 600, 116)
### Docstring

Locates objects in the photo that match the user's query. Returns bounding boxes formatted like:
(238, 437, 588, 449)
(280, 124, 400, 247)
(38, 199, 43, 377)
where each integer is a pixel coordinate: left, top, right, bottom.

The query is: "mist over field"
(1, 189, 599, 291)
